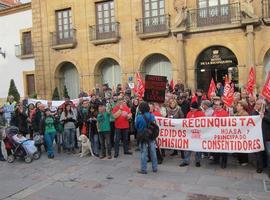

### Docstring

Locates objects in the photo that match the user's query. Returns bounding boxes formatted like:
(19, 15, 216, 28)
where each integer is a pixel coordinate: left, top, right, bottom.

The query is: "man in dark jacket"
(250, 100, 264, 173)
(262, 102, 270, 178)
(177, 94, 190, 118)
(10, 104, 29, 136)
(32, 104, 45, 134)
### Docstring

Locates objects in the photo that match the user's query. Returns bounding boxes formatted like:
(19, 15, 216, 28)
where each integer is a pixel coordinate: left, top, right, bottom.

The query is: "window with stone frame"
(143, 0, 165, 26)
(56, 8, 73, 43)
(26, 74, 35, 96)
(22, 31, 32, 55)
(95, 0, 115, 34)
(197, 0, 230, 26)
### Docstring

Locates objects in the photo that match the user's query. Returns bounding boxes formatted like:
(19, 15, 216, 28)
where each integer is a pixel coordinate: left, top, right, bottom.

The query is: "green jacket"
(97, 112, 111, 133)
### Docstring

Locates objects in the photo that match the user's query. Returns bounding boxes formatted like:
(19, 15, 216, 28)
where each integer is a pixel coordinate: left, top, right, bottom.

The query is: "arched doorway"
(142, 53, 172, 81)
(57, 62, 80, 99)
(196, 46, 238, 92)
(97, 58, 121, 88)
(264, 49, 270, 79)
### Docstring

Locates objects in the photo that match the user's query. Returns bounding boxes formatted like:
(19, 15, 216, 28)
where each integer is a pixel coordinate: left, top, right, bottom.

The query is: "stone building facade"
(31, 0, 270, 99)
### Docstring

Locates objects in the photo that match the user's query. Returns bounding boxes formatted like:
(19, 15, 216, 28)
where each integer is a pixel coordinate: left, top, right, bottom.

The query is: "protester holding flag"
(208, 78, 217, 100)
(246, 67, 255, 97)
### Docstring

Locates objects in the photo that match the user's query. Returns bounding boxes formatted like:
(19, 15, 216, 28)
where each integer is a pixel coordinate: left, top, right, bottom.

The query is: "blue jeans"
(64, 128, 76, 149)
(183, 151, 202, 164)
(140, 141, 158, 172)
(114, 128, 129, 156)
(44, 132, 56, 157)
(90, 134, 99, 156)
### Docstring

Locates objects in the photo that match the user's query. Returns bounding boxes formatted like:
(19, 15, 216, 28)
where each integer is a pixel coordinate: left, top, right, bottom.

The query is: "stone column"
(32, 0, 46, 99)
(176, 33, 187, 87)
(246, 25, 255, 67)
(246, 25, 256, 91)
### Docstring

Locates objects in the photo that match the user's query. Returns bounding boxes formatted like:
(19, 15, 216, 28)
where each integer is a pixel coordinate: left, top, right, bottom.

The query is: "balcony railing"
(89, 22, 120, 44)
(50, 29, 77, 49)
(187, 3, 241, 28)
(136, 14, 170, 35)
(262, 0, 270, 20)
(15, 44, 33, 58)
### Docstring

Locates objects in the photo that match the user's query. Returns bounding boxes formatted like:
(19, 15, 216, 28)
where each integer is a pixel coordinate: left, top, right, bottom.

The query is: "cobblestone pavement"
(0, 147, 269, 200)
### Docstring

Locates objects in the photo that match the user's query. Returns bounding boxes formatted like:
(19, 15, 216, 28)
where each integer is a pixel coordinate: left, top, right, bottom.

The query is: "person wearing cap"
(112, 98, 133, 158)
(180, 102, 205, 167)
(41, 108, 57, 158)
(201, 100, 214, 117)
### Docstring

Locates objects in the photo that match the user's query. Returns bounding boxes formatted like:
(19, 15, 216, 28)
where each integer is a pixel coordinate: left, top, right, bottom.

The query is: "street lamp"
(0, 47, 6, 58)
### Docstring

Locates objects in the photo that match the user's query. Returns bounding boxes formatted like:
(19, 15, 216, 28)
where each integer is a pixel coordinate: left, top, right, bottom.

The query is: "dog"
(78, 135, 94, 157)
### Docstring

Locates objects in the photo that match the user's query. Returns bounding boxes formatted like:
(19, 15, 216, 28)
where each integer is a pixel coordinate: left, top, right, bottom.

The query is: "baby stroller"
(5, 126, 41, 163)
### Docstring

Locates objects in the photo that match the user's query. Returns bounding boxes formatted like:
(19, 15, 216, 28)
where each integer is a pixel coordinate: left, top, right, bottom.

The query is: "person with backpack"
(135, 102, 158, 174)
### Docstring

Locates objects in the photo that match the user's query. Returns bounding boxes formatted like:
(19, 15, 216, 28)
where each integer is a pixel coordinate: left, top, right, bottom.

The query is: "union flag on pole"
(133, 72, 145, 100)
(223, 76, 234, 107)
(261, 72, 270, 101)
(208, 78, 216, 99)
(170, 79, 174, 91)
(247, 67, 255, 96)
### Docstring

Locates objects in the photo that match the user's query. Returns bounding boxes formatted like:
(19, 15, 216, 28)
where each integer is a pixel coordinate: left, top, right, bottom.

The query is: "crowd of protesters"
(0, 81, 269, 178)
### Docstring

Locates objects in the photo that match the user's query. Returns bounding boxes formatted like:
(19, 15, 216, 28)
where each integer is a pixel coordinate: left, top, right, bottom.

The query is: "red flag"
(170, 79, 174, 90)
(262, 72, 270, 101)
(133, 72, 145, 100)
(223, 76, 234, 107)
(247, 67, 255, 96)
(207, 78, 216, 99)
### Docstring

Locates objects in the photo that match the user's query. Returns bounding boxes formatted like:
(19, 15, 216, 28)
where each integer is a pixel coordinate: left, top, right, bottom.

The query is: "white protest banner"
(28, 97, 90, 108)
(156, 116, 264, 153)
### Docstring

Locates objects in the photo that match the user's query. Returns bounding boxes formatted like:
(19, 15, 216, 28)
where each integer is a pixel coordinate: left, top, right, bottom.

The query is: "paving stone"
(0, 147, 269, 200)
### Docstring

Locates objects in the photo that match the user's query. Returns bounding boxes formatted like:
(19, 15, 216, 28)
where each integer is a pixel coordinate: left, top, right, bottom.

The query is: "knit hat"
(201, 100, 212, 108)
(191, 102, 199, 109)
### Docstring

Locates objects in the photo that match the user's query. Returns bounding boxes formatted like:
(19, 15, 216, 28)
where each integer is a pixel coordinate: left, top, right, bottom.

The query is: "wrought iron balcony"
(15, 44, 33, 58)
(262, 0, 270, 24)
(187, 3, 241, 28)
(50, 29, 77, 49)
(136, 14, 170, 38)
(89, 22, 120, 45)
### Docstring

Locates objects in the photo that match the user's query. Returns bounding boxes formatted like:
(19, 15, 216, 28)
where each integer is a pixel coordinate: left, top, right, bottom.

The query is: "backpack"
(142, 114, 159, 141)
